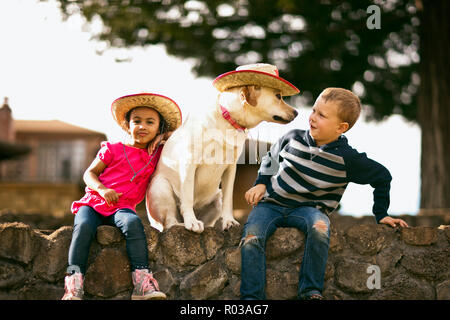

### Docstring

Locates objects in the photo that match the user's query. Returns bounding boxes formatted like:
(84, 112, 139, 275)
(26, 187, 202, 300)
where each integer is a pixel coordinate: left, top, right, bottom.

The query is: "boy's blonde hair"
(319, 87, 361, 130)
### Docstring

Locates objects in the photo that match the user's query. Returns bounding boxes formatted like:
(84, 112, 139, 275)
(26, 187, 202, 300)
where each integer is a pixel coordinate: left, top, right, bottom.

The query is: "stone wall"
(0, 221, 448, 300)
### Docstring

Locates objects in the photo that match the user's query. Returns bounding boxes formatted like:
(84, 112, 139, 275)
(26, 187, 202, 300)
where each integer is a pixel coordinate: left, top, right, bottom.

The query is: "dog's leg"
(179, 163, 204, 233)
(220, 164, 240, 230)
(196, 190, 223, 228)
(146, 175, 180, 231)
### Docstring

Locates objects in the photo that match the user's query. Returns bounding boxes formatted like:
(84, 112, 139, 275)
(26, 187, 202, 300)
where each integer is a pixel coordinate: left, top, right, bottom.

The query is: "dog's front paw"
(222, 217, 240, 231)
(184, 215, 205, 233)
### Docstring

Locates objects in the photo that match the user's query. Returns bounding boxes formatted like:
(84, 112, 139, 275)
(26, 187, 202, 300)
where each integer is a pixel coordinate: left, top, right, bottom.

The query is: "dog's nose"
(293, 109, 298, 117)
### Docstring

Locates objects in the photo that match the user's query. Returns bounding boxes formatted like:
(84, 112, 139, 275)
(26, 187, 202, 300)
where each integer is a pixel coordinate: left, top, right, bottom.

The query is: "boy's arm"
(345, 151, 392, 223)
(253, 131, 292, 187)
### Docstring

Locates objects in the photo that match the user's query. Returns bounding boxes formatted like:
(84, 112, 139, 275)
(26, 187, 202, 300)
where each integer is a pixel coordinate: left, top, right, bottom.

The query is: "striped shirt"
(254, 129, 392, 223)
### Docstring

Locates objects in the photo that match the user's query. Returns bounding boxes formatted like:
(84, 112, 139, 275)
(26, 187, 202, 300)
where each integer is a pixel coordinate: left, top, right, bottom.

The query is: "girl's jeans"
(240, 202, 330, 300)
(67, 205, 149, 274)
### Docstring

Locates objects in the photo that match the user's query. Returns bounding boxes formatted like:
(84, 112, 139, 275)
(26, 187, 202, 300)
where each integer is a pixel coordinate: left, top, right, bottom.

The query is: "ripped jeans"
(240, 202, 330, 300)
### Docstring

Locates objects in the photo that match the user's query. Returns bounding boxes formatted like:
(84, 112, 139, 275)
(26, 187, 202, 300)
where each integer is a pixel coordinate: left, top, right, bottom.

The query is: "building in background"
(0, 97, 106, 217)
(3, 119, 106, 183)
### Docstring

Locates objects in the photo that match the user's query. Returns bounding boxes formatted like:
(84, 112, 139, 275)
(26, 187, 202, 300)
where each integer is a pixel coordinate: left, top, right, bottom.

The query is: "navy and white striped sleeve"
(253, 131, 293, 186)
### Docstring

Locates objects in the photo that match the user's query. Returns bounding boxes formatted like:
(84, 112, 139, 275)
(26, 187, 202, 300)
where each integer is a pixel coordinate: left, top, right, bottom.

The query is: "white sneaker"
(62, 272, 84, 300)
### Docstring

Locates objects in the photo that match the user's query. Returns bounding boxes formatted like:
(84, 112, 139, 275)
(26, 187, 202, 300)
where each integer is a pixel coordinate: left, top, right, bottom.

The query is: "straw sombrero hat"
(111, 93, 182, 132)
(213, 63, 300, 96)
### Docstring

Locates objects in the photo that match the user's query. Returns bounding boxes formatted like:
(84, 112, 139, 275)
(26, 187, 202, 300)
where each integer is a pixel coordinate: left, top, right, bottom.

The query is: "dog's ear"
(239, 86, 260, 107)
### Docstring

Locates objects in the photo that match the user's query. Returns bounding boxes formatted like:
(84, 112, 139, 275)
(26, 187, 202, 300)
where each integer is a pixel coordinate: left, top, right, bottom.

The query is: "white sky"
(0, 0, 421, 216)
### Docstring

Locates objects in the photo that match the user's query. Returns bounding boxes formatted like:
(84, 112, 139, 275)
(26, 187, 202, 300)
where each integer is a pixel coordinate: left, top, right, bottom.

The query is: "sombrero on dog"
(213, 63, 300, 96)
(111, 93, 182, 132)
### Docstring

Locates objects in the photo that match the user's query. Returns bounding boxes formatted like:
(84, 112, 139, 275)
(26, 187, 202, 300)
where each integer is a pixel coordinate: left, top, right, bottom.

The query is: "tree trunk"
(417, 0, 450, 209)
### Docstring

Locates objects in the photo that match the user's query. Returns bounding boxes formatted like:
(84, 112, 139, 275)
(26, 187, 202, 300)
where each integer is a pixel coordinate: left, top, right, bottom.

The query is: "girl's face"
(127, 107, 161, 148)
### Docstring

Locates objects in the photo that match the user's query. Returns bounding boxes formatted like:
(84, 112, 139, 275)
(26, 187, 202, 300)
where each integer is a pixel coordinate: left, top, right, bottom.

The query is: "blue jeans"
(67, 206, 149, 274)
(240, 202, 330, 300)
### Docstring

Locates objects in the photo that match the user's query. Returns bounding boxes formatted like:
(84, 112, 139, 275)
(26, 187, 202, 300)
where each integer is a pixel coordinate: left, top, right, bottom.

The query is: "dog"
(145, 64, 299, 233)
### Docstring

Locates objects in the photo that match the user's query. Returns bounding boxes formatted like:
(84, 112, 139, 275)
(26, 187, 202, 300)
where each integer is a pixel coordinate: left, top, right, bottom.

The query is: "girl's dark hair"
(124, 106, 167, 133)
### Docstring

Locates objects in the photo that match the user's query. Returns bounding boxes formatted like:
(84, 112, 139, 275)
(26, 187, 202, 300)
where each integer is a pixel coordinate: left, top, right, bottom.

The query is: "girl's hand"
(98, 187, 123, 206)
(379, 216, 409, 228)
(148, 131, 173, 155)
(245, 184, 267, 206)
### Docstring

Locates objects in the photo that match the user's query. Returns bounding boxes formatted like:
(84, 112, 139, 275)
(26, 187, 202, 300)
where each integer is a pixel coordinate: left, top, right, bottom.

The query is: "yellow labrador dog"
(146, 64, 299, 233)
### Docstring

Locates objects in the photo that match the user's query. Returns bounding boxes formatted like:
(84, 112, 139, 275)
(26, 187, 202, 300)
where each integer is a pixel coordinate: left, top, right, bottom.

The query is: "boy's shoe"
(131, 269, 167, 300)
(62, 272, 84, 300)
(299, 292, 324, 300)
(307, 293, 324, 300)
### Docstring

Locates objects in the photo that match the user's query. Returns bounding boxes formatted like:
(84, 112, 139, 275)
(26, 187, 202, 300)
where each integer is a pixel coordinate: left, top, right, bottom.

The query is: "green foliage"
(53, 0, 420, 121)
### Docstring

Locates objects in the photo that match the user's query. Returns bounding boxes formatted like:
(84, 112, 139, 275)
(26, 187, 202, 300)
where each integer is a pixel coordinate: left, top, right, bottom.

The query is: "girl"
(62, 93, 182, 300)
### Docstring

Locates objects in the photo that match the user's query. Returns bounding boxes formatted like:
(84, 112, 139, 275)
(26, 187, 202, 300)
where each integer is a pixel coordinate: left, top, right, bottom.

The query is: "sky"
(0, 0, 421, 216)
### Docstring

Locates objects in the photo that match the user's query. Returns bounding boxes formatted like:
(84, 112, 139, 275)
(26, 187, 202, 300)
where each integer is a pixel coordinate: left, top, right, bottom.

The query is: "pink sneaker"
(131, 269, 166, 300)
(62, 272, 84, 300)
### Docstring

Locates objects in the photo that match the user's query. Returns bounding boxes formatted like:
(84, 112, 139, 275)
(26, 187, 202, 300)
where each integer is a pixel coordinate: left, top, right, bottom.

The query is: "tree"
(50, 0, 449, 210)
(416, 0, 449, 210)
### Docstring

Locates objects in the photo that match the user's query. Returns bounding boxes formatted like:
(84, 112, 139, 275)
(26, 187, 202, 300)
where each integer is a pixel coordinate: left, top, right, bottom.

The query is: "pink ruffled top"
(71, 141, 162, 216)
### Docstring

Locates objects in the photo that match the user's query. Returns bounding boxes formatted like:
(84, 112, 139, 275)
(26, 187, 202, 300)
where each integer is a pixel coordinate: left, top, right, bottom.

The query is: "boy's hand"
(245, 184, 267, 206)
(379, 216, 409, 228)
(98, 188, 123, 206)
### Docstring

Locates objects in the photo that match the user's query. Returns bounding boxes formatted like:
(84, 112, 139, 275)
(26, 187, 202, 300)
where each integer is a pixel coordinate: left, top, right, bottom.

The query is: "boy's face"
(127, 107, 161, 148)
(309, 97, 349, 146)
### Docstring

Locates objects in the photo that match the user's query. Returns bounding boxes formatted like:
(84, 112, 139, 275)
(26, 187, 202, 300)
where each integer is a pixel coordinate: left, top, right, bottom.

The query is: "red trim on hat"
(213, 70, 299, 94)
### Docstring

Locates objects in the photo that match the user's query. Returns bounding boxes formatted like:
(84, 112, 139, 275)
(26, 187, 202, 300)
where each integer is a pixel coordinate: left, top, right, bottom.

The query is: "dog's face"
(238, 86, 298, 128)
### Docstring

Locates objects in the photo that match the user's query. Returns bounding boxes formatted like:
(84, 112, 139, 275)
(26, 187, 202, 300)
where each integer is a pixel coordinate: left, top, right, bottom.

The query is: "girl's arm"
(83, 158, 122, 206)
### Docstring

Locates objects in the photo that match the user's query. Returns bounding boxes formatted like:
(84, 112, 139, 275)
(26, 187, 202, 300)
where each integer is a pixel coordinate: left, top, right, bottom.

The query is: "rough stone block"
(400, 247, 450, 281)
(160, 226, 207, 271)
(96, 225, 123, 245)
(0, 261, 26, 289)
(335, 258, 374, 293)
(0, 222, 36, 264)
(346, 224, 396, 255)
(143, 224, 161, 260)
(329, 227, 344, 253)
(436, 279, 450, 300)
(401, 226, 438, 246)
(202, 227, 225, 260)
(375, 244, 403, 276)
(225, 247, 241, 275)
(32, 226, 72, 282)
(369, 273, 435, 300)
(265, 268, 298, 300)
(180, 259, 228, 299)
(266, 228, 304, 260)
(153, 268, 176, 298)
(84, 248, 132, 298)
(224, 224, 244, 246)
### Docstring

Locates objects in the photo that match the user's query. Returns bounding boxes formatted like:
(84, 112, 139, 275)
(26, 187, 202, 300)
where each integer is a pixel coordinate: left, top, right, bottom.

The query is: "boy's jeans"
(240, 202, 330, 300)
(67, 205, 149, 274)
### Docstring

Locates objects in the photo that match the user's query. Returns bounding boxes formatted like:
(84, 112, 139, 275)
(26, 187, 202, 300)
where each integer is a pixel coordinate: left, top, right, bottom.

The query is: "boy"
(240, 87, 408, 300)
